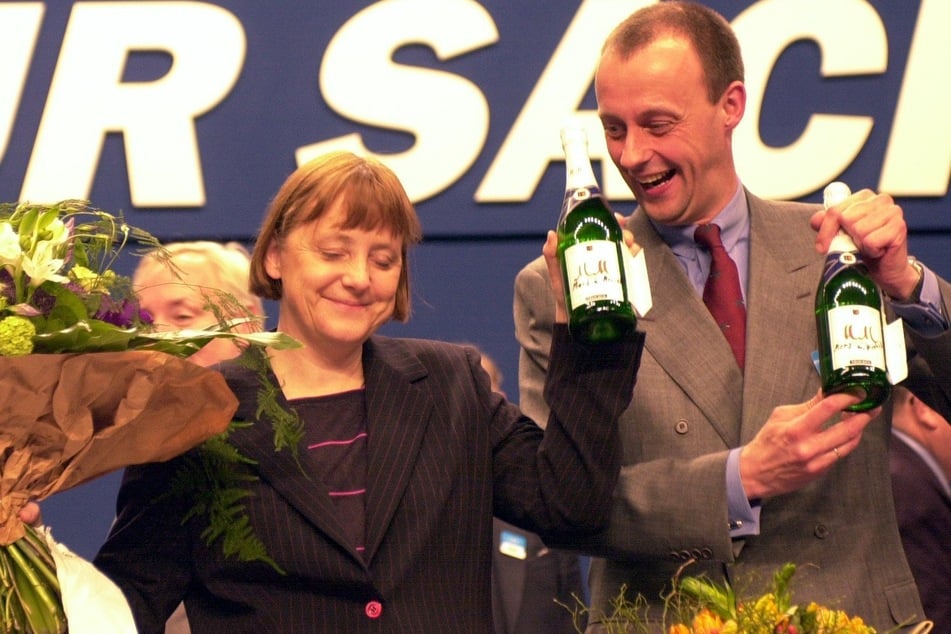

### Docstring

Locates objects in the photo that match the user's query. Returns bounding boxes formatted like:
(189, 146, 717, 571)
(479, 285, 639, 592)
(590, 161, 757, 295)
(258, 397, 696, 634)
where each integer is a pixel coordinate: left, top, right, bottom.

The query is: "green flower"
(0, 315, 36, 356)
(69, 265, 115, 294)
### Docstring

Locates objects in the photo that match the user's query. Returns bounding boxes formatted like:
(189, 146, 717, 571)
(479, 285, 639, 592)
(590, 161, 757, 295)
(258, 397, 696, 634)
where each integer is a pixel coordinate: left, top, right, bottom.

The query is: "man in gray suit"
(514, 2, 950, 631)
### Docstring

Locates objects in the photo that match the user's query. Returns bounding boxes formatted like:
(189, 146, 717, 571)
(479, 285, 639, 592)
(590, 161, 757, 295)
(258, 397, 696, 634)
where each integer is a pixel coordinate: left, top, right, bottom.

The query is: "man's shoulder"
(517, 253, 547, 276)
(747, 191, 820, 218)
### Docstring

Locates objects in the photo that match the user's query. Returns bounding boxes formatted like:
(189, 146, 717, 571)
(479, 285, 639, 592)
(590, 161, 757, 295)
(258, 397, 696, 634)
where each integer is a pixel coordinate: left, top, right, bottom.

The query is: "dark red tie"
(694, 224, 746, 370)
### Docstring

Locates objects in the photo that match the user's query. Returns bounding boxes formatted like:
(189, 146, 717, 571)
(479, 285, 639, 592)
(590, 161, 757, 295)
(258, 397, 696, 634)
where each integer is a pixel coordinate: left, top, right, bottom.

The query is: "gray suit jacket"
(514, 191, 951, 631)
(95, 328, 643, 633)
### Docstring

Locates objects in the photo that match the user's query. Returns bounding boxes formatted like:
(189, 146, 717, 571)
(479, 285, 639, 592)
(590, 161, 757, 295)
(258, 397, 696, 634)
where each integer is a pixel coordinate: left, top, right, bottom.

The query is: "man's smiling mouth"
(640, 169, 676, 191)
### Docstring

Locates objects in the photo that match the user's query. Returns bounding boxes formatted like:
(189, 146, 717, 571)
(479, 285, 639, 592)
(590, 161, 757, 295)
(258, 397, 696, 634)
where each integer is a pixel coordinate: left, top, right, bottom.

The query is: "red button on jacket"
(364, 601, 382, 619)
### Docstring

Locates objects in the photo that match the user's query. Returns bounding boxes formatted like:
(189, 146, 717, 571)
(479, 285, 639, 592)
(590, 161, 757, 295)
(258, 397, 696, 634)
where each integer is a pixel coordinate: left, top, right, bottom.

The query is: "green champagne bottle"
(814, 182, 891, 411)
(556, 125, 635, 343)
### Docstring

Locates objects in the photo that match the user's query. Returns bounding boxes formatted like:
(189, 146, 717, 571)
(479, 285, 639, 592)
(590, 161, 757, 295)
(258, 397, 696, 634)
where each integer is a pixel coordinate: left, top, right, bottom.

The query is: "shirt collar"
(652, 181, 749, 256)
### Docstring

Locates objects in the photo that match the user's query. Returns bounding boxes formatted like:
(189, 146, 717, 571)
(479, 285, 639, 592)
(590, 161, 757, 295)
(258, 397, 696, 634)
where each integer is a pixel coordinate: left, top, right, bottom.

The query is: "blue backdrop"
(1, 0, 947, 560)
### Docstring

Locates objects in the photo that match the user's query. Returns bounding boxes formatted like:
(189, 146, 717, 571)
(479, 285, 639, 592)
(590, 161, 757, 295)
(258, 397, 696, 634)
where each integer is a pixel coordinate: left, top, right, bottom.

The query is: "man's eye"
(602, 123, 624, 139)
(646, 121, 674, 134)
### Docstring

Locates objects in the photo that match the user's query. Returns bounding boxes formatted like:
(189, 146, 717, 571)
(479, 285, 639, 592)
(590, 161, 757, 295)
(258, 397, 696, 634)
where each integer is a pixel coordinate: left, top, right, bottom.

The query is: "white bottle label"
(563, 240, 624, 309)
(827, 305, 887, 370)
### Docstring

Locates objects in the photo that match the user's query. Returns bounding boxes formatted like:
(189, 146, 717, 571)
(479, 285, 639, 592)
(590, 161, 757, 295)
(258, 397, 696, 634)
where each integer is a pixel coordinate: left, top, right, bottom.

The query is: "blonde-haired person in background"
(133, 241, 267, 634)
(133, 241, 266, 368)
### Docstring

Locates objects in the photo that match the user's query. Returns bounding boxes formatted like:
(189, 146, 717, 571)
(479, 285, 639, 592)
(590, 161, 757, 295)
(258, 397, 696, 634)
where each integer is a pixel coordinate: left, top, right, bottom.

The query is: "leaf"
(31, 321, 141, 354)
(160, 424, 284, 574)
(133, 325, 301, 351)
(677, 576, 736, 622)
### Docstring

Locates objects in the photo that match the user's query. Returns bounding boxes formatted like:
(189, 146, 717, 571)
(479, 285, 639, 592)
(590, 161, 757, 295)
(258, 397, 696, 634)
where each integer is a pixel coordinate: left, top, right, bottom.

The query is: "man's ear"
(721, 81, 746, 132)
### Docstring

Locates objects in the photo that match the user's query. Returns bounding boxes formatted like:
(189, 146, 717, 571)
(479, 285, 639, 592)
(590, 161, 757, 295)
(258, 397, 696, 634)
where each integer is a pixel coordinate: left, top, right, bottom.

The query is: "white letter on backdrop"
(20, 1, 245, 206)
(476, 0, 650, 203)
(298, 0, 497, 203)
(879, 0, 950, 196)
(732, 0, 886, 199)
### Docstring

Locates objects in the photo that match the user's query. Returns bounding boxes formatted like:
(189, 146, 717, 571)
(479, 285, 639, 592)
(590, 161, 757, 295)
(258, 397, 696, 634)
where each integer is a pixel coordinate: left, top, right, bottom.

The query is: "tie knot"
(694, 224, 723, 250)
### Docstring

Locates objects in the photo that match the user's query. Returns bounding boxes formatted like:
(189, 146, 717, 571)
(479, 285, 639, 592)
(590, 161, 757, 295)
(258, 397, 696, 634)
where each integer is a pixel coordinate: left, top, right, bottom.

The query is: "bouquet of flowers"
(561, 563, 933, 634)
(0, 200, 298, 633)
(667, 563, 876, 634)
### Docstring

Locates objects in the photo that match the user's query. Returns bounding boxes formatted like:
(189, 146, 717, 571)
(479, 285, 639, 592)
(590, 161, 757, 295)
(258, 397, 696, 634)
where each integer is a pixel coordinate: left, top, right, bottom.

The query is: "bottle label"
(563, 240, 625, 309)
(827, 305, 887, 370)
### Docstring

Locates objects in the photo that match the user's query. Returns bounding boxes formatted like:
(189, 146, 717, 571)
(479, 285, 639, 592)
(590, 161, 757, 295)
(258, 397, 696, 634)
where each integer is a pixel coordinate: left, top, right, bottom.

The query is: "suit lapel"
(360, 338, 433, 562)
(630, 212, 743, 447)
(228, 382, 359, 560)
(228, 346, 434, 567)
(740, 194, 824, 443)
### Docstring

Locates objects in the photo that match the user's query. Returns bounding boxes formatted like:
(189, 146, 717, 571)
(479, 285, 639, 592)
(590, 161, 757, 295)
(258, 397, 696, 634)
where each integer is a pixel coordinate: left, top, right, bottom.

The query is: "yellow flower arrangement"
(667, 564, 876, 634)
(560, 563, 929, 634)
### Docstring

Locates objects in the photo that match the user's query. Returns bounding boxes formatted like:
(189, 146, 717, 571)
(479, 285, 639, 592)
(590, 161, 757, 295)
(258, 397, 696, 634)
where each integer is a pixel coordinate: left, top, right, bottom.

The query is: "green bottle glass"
(556, 125, 635, 343)
(814, 182, 890, 411)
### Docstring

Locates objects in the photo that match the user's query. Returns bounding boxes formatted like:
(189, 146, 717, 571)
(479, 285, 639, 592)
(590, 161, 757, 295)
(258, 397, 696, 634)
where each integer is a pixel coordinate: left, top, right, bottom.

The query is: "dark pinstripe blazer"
(94, 326, 643, 633)
(515, 192, 951, 631)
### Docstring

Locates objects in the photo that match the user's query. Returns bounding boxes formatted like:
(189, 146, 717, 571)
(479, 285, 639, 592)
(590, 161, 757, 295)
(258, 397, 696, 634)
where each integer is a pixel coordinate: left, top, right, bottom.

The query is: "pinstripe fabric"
(94, 326, 643, 633)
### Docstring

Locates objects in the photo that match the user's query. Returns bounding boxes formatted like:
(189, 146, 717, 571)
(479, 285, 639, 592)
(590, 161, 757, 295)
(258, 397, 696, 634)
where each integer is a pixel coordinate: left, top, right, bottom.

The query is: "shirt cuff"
(726, 447, 761, 537)
(888, 267, 949, 337)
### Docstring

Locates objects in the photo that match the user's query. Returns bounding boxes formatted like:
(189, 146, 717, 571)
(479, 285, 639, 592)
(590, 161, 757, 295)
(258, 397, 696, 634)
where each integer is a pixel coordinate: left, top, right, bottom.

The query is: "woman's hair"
(134, 240, 264, 316)
(249, 151, 423, 322)
(602, 0, 744, 103)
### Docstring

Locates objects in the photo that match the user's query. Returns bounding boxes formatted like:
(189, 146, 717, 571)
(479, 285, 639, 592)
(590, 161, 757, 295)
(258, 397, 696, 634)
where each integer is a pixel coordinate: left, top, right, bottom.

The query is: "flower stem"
(2, 528, 66, 634)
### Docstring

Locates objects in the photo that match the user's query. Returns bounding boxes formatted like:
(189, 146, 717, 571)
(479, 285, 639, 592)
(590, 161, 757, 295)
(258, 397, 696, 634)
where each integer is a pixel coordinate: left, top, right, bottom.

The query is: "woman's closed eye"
(318, 249, 347, 261)
(371, 253, 399, 271)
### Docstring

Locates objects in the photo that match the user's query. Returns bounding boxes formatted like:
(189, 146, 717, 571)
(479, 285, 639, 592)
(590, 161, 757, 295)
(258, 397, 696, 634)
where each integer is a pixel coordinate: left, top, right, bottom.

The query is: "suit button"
(365, 601, 383, 619)
(814, 524, 830, 539)
(675, 420, 689, 434)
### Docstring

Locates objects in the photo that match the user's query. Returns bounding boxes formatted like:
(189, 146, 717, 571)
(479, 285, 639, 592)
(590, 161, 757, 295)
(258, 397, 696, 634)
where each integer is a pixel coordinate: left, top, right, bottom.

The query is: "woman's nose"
(341, 259, 371, 288)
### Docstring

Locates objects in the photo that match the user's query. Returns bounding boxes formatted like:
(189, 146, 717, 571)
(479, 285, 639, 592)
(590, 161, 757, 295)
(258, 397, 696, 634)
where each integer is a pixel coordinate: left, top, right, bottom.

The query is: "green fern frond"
(160, 419, 285, 574)
(238, 347, 306, 463)
(161, 337, 306, 576)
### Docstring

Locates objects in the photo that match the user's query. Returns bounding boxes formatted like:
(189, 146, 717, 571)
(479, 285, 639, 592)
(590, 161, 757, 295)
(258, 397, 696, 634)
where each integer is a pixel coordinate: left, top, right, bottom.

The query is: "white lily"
(21, 240, 68, 286)
(0, 222, 22, 268)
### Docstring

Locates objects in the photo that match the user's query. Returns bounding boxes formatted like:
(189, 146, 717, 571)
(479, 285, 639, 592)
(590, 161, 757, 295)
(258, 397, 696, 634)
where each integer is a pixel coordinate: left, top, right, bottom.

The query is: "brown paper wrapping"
(0, 351, 239, 544)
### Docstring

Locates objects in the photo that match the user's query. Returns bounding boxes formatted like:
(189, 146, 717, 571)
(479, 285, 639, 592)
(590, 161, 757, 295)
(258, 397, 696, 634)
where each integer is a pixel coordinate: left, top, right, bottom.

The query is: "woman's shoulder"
(212, 357, 262, 397)
(369, 335, 474, 369)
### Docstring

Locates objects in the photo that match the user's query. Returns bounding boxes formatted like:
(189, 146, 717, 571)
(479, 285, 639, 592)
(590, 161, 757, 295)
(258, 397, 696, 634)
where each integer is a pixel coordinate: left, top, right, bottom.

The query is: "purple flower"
(95, 296, 146, 328)
(30, 286, 57, 316)
(0, 269, 15, 305)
